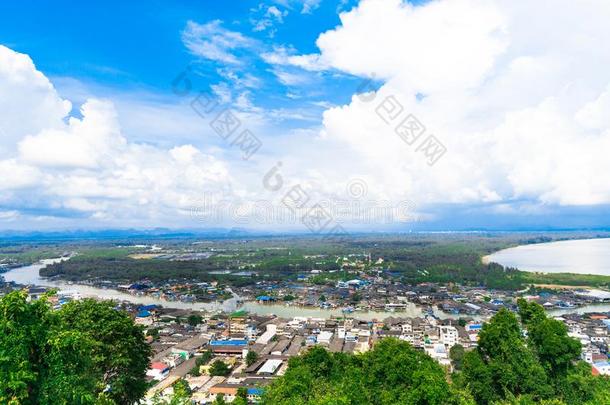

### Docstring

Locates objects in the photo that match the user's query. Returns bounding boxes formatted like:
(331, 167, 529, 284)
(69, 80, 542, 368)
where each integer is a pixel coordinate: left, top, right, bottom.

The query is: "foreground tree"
(517, 299, 581, 378)
(57, 299, 151, 404)
(461, 303, 609, 405)
(462, 308, 552, 404)
(0, 291, 150, 405)
(262, 338, 474, 405)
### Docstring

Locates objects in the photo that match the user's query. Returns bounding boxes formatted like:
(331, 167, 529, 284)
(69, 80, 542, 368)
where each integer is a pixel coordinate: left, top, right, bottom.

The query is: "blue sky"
(1, 0, 610, 232)
(0, 0, 363, 113)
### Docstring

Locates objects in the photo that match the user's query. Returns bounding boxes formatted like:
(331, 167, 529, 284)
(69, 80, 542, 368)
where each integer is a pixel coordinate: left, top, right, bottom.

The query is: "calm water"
(488, 238, 610, 276)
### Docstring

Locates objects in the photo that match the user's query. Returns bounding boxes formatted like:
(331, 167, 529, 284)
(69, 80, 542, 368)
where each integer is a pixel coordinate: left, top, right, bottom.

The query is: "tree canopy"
(263, 301, 610, 405)
(261, 338, 474, 405)
(459, 302, 609, 405)
(0, 291, 151, 405)
(209, 360, 231, 377)
(246, 350, 259, 367)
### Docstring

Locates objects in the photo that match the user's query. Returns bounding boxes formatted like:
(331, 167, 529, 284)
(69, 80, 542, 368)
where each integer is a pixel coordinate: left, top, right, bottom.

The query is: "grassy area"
(522, 272, 610, 289)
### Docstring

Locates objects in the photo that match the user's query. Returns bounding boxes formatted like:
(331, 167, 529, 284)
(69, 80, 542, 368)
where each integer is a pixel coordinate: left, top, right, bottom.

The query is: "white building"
(425, 343, 450, 367)
(256, 324, 277, 345)
(439, 325, 459, 348)
(318, 331, 333, 344)
(258, 359, 283, 375)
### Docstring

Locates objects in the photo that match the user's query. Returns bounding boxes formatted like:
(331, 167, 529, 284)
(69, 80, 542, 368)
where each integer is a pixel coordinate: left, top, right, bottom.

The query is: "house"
(147, 362, 169, 380)
(592, 361, 610, 376)
(318, 331, 333, 344)
(256, 324, 277, 345)
(162, 353, 184, 368)
(439, 325, 459, 348)
(247, 387, 264, 402)
(145, 375, 180, 399)
(135, 310, 153, 326)
(209, 339, 248, 355)
(257, 359, 283, 375)
(425, 343, 451, 367)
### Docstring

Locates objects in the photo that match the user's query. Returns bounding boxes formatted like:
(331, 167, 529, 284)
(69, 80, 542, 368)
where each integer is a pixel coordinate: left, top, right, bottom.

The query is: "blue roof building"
(248, 388, 264, 396)
(210, 339, 248, 346)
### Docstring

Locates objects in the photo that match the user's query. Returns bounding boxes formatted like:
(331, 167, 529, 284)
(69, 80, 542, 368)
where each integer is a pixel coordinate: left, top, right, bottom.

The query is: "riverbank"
(484, 238, 610, 289)
(4, 258, 610, 322)
(488, 238, 610, 275)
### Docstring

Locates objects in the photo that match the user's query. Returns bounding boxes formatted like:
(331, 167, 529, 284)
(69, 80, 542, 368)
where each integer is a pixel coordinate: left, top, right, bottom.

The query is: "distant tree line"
(36, 237, 610, 290)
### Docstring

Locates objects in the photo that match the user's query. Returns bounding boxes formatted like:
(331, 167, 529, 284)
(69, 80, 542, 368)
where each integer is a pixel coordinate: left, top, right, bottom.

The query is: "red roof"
(151, 362, 168, 370)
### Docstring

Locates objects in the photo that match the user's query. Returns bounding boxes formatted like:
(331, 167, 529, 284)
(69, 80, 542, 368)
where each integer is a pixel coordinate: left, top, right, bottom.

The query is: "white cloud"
(301, 0, 321, 14)
(182, 20, 256, 64)
(0, 159, 41, 190)
(270, 67, 311, 86)
(261, 45, 328, 71)
(0, 210, 19, 222)
(18, 99, 125, 168)
(0, 45, 71, 157)
(294, 0, 610, 208)
(250, 4, 289, 36)
(0, 45, 236, 228)
(4, 0, 610, 229)
(575, 84, 610, 131)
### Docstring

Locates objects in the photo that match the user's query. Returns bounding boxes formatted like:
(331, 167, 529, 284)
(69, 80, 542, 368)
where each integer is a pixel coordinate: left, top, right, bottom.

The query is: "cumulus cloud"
(0, 45, 234, 228)
(0, 45, 71, 157)
(4, 0, 610, 230)
(18, 99, 124, 168)
(290, 0, 610, 208)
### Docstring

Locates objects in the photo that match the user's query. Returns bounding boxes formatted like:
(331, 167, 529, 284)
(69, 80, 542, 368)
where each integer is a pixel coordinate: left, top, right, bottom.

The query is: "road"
(168, 356, 198, 378)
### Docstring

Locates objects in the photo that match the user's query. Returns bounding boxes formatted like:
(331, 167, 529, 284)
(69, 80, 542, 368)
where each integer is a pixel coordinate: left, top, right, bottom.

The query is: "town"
(17, 282, 610, 404)
(3, 234, 610, 403)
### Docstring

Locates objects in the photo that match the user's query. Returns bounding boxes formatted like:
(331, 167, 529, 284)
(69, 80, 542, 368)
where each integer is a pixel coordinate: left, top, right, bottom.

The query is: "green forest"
(30, 234, 610, 290)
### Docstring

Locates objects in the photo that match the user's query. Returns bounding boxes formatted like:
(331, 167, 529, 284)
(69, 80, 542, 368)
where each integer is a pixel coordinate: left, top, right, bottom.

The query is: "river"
(2, 258, 608, 320)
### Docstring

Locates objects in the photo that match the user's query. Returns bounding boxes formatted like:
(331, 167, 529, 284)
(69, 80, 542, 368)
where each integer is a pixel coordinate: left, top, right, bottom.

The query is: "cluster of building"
(135, 298, 610, 404)
(5, 282, 610, 404)
(113, 281, 232, 303)
(562, 312, 610, 375)
(240, 277, 610, 318)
